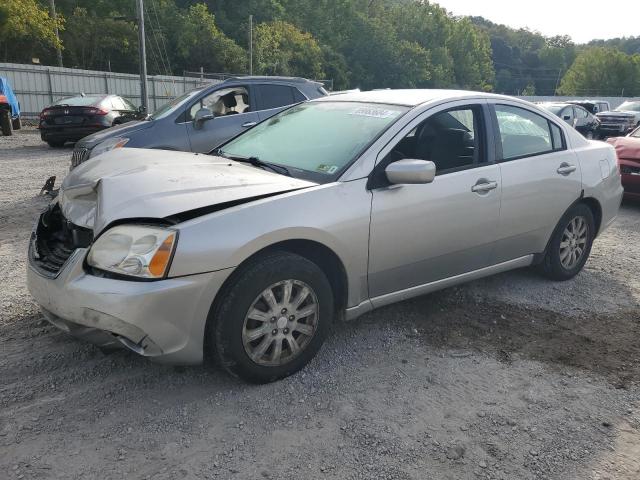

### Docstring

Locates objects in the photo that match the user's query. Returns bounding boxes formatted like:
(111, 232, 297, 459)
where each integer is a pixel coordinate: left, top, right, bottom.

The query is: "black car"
(39, 94, 142, 147)
(539, 102, 601, 139)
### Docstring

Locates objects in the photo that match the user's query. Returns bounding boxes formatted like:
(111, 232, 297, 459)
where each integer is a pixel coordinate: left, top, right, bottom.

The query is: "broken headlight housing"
(87, 225, 177, 279)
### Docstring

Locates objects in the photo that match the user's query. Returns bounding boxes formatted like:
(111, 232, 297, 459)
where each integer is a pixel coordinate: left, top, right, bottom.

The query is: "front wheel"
(585, 131, 594, 140)
(210, 251, 334, 383)
(538, 203, 595, 280)
(12, 117, 21, 130)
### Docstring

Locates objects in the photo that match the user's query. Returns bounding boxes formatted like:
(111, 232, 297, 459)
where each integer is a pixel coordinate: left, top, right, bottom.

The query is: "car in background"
(566, 100, 610, 115)
(70, 76, 328, 169)
(0, 76, 21, 136)
(539, 102, 600, 139)
(596, 101, 640, 138)
(39, 94, 142, 148)
(28, 90, 622, 383)
(607, 126, 640, 200)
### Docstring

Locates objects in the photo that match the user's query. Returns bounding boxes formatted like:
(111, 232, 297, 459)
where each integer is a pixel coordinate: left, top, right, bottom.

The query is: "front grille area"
(30, 205, 93, 277)
(70, 147, 90, 169)
(598, 116, 631, 125)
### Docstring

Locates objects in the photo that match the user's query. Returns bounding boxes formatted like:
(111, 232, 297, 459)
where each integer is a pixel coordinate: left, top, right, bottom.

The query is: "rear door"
(490, 103, 582, 262)
(185, 85, 259, 152)
(254, 84, 306, 121)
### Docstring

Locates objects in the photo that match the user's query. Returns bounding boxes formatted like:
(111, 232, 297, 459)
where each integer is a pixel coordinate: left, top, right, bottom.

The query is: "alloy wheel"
(242, 279, 319, 366)
(559, 215, 588, 269)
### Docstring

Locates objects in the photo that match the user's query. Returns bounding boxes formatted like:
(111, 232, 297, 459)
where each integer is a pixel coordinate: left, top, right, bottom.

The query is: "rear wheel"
(210, 251, 333, 383)
(47, 140, 66, 148)
(0, 110, 12, 136)
(538, 203, 595, 280)
(585, 130, 594, 140)
(11, 117, 21, 130)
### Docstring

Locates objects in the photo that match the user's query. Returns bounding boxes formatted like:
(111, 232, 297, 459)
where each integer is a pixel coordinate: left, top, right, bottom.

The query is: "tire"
(538, 203, 595, 281)
(47, 140, 66, 148)
(210, 251, 334, 383)
(585, 131, 594, 140)
(0, 110, 12, 136)
(12, 117, 21, 130)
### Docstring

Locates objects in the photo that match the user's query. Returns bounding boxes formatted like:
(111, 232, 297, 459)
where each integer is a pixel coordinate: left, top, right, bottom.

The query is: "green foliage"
(173, 3, 247, 73)
(0, 0, 64, 61)
(254, 21, 324, 77)
(558, 47, 640, 96)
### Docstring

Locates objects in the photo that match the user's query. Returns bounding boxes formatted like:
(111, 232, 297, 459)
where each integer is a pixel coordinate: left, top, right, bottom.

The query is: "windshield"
(618, 102, 640, 112)
(149, 88, 204, 120)
(218, 101, 408, 182)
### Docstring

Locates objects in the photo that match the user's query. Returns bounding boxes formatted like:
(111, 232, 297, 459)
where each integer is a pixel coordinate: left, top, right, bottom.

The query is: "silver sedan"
(27, 90, 623, 383)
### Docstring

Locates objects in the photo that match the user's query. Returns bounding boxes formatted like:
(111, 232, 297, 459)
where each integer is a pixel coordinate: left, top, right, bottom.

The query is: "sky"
(433, 0, 638, 44)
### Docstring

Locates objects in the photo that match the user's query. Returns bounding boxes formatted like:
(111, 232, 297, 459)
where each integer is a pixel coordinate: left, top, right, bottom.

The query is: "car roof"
(313, 89, 516, 107)
(221, 76, 322, 85)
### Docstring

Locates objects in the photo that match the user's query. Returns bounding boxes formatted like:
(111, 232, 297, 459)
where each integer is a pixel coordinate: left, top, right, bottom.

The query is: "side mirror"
(193, 108, 214, 130)
(385, 159, 436, 185)
(563, 115, 571, 121)
(137, 105, 145, 113)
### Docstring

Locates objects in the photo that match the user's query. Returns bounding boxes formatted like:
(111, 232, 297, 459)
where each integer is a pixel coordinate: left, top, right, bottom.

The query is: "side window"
(292, 88, 307, 102)
(256, 84, 296, 110)
(188, 87, 250, 120)
(110, 98, 125, 110)
(386, 106, 483, 174)
(495, 105, 564, 160)
(578, 107, 589, 119)
(561, 107, 575, 123)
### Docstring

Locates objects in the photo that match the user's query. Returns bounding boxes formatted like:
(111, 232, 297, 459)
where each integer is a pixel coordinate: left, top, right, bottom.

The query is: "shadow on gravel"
(368, 291, 640, 389)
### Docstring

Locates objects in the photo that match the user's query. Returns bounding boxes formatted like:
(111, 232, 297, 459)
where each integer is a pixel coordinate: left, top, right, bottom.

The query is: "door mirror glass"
(193, 107, 214, 129)
(385, 159, 436, 185)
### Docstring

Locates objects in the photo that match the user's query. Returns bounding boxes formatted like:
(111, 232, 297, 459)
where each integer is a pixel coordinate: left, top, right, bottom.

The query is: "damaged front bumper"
(27, 240, 232, 365)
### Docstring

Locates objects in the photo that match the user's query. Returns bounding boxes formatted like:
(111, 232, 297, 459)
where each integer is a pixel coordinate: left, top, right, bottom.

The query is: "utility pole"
(136, 0, 149, 113)
(49, 0, 63, 67)
(249, 15, 253, 75)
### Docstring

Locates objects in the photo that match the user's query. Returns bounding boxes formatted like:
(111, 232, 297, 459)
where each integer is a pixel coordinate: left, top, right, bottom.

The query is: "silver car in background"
(27, 90, 623, 383)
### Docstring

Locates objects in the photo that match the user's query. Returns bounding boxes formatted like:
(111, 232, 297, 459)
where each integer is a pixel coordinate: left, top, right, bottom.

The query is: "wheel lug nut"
(272, 329, 278, 335)
(281, 308, 287, 314)
(289, 315, 295, 321)
(283, 328, 289, 334)
(270, 317, 276, 323)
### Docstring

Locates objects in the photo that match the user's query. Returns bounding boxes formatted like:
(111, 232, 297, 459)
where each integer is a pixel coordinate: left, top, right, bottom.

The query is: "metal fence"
(0, 62, 221, 119)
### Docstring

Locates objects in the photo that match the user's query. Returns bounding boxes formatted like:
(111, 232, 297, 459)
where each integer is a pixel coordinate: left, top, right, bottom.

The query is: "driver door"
(185, 85, 259, 153)
(367, 101, 502, 302)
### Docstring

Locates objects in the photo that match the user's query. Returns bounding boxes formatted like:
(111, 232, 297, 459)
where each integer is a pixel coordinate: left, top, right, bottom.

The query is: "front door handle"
(471, 180, 498, 193)
(557, 163, 577, 175)
(242, 122, 257, 128)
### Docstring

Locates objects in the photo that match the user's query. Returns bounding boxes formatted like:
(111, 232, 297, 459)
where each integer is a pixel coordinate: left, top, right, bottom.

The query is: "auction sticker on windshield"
(349, 107, 398, 119)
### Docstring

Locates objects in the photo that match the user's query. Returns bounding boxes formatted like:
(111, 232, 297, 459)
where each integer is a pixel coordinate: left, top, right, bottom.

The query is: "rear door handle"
(471, 180, 498, 193)
(242, 122, 257, 128)
(557, 163, 577, 175)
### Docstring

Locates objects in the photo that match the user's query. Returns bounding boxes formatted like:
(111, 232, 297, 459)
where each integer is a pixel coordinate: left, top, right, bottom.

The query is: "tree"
(558, 47, 640, 96)
(254, 21, 324, 78)
(174, 3, 247, 73)
(0, 0, 64, 62)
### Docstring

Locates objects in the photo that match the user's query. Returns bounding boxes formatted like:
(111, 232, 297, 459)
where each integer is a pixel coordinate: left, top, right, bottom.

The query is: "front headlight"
(87, 225, 177, 279)
(90, 137, 130, 159)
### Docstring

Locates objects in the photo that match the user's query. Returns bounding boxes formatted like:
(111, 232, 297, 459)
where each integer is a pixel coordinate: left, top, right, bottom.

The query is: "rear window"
(53, 96, 103, 107)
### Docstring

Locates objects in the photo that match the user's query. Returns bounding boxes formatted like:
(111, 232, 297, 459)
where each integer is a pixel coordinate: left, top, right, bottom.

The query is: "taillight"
(40, 108, 52, 120)
(83, 107, 108, 115)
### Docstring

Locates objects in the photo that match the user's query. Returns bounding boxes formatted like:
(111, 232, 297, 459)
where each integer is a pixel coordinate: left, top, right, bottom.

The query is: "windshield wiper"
(216, 150, 291, 177)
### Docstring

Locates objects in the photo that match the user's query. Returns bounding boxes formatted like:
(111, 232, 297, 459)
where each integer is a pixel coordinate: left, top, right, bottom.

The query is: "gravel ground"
(1, 129, 639, 480)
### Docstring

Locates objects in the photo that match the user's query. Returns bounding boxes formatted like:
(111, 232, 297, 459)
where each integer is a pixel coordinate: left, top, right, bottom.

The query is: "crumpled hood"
(76, 120, 153, 148)
(607, 136, 640, 161)
(59, 148, 316, 234)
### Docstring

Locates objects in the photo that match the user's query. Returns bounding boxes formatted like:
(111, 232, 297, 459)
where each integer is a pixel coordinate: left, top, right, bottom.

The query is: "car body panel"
(27, 90, 624, 365)
(0, 76, 20, 119)
(60, 148, 316, 234)
(607, 135, 640, 200)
